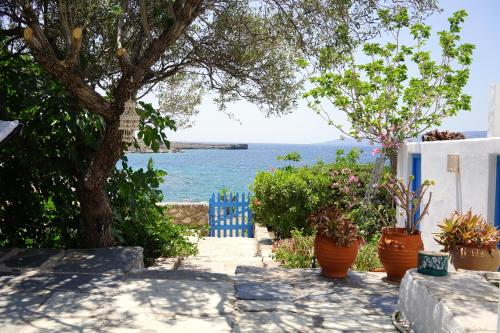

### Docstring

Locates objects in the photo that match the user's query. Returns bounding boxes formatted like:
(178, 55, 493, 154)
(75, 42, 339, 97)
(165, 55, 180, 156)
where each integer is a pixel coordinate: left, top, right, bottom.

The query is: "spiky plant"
(382, 176, 434, 234)
(308, 207, 359, 247)
(422, 130, 465, 141)
(434, 209, 500, 252)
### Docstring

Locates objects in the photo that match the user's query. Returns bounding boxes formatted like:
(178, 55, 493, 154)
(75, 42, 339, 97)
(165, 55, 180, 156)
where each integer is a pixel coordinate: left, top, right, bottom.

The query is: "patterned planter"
(417, 251, 448, 276)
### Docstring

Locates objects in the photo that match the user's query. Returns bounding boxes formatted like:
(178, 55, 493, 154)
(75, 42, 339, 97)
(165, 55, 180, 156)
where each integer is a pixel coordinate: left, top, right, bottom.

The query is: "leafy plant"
(277, 152, 302, 162)
(350, 204, 395, 242)
(108, 158, 197, 265)
(382, 176, 434, 234)
(308, 207, 359, 247)
(422, 130, 465, 142)
(352, 235, 382, 271)
(434, 209, 500, 252)
(306, 8, 474, 176)
(272, 229, 315, 268)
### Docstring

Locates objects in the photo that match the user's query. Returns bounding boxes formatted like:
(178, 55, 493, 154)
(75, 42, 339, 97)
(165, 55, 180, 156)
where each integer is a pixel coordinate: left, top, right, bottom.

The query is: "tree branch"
(22, 22, 111, 120)
(64, 27, 82, 68)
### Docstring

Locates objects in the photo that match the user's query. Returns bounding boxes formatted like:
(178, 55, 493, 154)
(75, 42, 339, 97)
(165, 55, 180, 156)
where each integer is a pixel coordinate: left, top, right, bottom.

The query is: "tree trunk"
(77, 184, 114, 247)
(364, 153, 386, 201)
(388, 150, 398, 177)
(77, 116, 124, 248)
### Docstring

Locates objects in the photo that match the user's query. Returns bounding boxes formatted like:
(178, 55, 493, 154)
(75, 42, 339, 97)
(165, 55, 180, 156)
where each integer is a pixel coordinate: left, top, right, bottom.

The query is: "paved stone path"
(0, 235, 400, 332)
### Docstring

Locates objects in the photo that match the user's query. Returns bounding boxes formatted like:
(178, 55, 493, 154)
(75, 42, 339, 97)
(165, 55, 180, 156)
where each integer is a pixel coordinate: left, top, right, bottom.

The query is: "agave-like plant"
(434, 209, 500, 252)
(382, 176, 434, 234)
(308, 207, 359, 247)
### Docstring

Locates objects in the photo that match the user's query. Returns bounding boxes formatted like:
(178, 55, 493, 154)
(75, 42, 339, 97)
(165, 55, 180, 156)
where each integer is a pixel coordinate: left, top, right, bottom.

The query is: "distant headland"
(128, 141, 248, 153)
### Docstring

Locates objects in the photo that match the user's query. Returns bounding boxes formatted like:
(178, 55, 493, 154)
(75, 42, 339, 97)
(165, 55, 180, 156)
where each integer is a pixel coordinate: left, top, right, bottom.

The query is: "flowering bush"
(272, 229, 315, 268)
(251, 150, 381, 239)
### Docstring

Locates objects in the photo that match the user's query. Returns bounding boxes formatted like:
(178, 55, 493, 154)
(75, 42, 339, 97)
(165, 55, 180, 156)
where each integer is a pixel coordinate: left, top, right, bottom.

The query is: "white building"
(397, 84, 500, 251)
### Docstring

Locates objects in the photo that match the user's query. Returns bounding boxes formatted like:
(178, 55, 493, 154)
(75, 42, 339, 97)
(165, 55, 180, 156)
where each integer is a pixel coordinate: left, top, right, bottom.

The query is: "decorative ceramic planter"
(417, 251, 448, 276)
(314, 234, 359, 278)
(450, 246, 500, 271)
(378, 227, 423, 282)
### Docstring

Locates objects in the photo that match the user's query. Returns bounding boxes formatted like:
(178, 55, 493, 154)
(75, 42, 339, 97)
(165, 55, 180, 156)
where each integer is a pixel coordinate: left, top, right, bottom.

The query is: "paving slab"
(234, 266, 397, 332)
(0, 272, 124, 295)
(127, 268, 232, 282)
(112, 278, 235, 317)
(0, 249, 64, 272)
(100, 314, 233, 333)
(235, 281, 298, 301)
(52, 247, 143, 274)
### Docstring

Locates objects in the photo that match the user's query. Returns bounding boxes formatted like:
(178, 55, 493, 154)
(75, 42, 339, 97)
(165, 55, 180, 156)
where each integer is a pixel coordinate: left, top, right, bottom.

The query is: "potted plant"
(434, 209, 500, 271)
(378, 176, 434, 281)
(308, 206, 362, 278)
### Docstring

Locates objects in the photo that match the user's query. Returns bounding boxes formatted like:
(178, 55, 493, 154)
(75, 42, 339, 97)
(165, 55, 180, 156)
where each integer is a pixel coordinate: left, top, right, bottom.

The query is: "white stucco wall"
(397, 138, 500, 251)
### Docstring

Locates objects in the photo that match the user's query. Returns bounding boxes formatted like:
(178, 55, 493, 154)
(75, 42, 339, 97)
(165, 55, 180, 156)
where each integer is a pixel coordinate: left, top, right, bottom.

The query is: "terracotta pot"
(314, 234, 359, 278)
(378, 227, 423, 282)
(450, 246, 500, 271)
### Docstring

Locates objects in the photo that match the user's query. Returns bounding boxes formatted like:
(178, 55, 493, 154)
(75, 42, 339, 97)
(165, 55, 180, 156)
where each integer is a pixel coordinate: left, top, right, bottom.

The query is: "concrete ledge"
(398, 269, 499, 332)
(0, 247, 144, 274)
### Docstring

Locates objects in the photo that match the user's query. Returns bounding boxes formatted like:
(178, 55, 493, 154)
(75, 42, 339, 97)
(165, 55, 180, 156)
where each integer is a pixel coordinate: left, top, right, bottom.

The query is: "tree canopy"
(305, 8, 473, 175)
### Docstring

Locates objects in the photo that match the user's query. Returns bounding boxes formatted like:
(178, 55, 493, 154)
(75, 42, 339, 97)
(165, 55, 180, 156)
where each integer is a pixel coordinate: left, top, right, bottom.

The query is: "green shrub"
(352, 235, 382, 271)
(276, 152, 302, 162)
(272, 229, 315, 268)
(349, 204, 394, 243)
(108, 158, 197, 265)
(251, 149, 381, 239)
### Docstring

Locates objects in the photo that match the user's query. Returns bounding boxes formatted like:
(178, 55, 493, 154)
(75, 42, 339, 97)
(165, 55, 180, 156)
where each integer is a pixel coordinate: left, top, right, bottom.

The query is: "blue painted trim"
(495, 156, 500, 233)
(411, 154, 422, 229)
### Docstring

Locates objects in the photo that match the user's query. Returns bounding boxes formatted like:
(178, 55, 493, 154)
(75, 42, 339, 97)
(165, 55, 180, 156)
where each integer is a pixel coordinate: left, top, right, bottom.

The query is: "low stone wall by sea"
(158, 202, 208, 226)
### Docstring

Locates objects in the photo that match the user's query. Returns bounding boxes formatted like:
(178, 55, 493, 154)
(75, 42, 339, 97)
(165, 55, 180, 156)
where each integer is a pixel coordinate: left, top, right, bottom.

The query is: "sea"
(125, 143, 377, 202)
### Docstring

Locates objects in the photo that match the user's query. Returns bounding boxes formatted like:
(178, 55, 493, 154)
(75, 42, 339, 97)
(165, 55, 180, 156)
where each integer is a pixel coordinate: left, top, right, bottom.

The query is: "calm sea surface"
(125, 143, 376, 202)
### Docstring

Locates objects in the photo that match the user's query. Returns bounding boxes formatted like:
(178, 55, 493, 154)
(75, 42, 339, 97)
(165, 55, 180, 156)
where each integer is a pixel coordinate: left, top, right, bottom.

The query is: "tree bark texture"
(77, 183, 114, 248)
(388, 151, 398, 177)
(77, 116, 123, 247)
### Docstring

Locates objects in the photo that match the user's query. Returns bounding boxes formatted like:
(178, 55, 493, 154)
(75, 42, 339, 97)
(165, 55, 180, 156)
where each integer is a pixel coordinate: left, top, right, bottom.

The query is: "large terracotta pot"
(314, 234, 359, 278)
(450, 246, 500, 271)
(378, 227, 423, 282)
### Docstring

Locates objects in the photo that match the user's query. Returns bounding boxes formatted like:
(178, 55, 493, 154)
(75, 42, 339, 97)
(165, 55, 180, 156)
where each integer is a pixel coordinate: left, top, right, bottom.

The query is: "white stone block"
(399, 269, 498, 333)
(489, 84, 500, 138)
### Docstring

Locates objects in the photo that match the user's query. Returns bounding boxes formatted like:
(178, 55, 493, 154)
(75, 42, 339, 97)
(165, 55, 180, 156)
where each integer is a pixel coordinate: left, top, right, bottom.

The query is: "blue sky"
(155, 1, 500, 144)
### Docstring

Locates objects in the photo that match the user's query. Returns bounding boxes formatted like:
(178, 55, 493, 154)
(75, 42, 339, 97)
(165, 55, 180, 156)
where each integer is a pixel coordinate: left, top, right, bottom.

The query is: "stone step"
(179, 257, 263, 272)
(128, 269, 233, 283)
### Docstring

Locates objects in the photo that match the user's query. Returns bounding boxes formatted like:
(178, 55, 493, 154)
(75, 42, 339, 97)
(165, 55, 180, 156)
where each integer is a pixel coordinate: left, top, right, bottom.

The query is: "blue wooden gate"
(208, 192, 254, 238)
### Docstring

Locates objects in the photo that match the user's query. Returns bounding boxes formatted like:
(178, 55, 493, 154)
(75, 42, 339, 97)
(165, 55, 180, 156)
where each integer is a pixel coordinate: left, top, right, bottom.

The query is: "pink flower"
(371, 148, 381, 156)
(348, 175, 359, 183)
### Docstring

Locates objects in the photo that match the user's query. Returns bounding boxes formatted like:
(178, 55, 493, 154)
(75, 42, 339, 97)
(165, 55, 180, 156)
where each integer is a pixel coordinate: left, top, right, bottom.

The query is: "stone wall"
(158, 202, 208, 226)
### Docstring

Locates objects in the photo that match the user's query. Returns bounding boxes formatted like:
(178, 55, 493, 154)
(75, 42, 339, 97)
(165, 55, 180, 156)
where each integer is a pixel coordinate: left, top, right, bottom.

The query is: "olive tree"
(0, 0, 436, 247)
(306, 8, 473, 177)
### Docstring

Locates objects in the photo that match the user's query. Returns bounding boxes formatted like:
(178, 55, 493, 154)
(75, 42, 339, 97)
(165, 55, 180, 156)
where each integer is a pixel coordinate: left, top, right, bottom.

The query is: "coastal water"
(125, 143, 376, 202)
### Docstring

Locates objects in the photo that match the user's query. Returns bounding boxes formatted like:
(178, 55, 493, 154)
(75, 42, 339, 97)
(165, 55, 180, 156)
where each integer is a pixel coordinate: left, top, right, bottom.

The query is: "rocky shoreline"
(128, 141, 248, 153)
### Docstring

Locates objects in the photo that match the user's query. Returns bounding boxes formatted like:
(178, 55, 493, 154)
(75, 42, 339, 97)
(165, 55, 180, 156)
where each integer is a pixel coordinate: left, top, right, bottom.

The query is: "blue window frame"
(411, 154, 422, 229)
